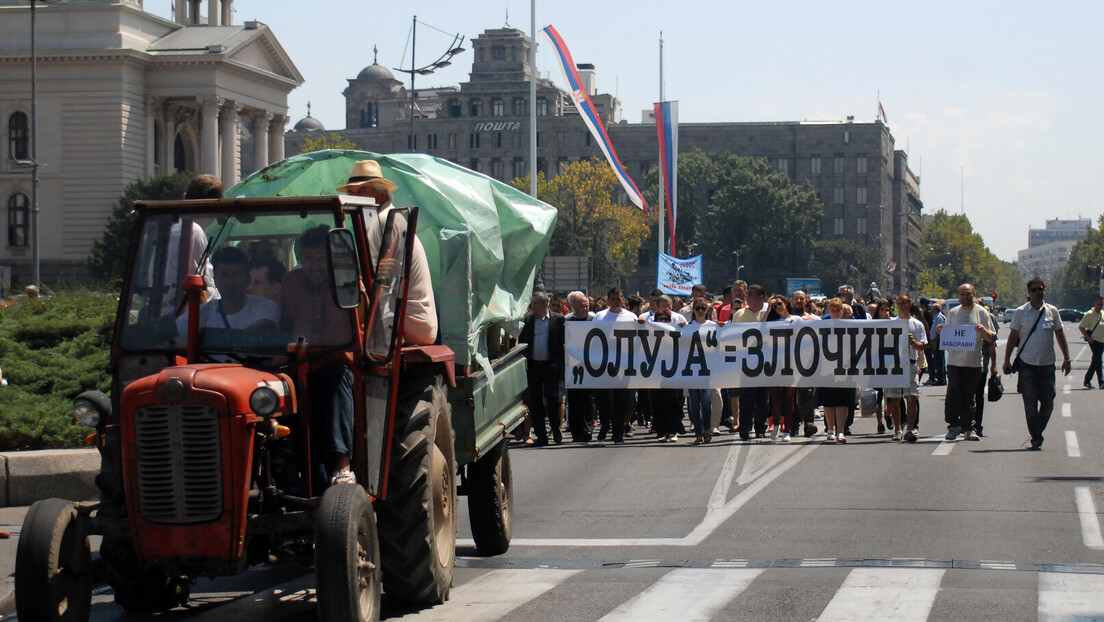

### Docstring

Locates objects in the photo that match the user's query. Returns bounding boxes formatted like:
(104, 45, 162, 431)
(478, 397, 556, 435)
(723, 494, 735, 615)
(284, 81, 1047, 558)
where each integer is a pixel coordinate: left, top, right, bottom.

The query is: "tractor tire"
(467, 440, 513, 556)
(15, 498, 92, 622)
(315, 483, 381, 622)
(376, 374, 456, 605)
(101, 536, 189, 613)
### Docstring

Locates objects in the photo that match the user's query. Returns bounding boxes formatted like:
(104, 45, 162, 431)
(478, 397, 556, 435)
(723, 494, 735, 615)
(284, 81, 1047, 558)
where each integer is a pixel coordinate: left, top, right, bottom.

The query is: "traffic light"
(992, 292, 997, 302)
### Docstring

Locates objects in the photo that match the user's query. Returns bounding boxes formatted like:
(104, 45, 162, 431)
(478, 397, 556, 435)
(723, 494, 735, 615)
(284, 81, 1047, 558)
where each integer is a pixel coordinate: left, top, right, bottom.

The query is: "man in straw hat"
(337, 159, 438, 345)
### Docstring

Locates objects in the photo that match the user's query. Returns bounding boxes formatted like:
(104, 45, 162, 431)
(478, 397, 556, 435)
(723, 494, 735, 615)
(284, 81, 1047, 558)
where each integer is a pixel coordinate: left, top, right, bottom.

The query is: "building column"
(221, 0, 232, 26)
(175, 0, 186, 24)
(200, 97, 219, 176)
(207, 0, 218, 25)
(268, 115, 286, 163)
(163, 101, 178, 173)
(252, 110, 272, 173)
(220, 99, 240, 184)
(146, 97, 159, 178)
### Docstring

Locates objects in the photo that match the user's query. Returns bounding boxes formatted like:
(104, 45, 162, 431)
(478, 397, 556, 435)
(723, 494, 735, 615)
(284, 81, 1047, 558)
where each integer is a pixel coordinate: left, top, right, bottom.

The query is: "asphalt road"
(4, 322, 1103, 621)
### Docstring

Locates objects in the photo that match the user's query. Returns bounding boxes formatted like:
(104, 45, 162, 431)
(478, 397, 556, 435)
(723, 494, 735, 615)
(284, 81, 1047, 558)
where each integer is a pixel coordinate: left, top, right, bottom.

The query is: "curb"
(0, 577, 12, 620)
(1, 448, 100, 507)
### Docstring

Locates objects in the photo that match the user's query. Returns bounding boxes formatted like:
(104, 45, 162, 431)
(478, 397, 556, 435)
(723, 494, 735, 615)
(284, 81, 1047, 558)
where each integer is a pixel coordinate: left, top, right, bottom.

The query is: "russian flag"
(654, 101, 678, 255)
(542, 25, 648, 212)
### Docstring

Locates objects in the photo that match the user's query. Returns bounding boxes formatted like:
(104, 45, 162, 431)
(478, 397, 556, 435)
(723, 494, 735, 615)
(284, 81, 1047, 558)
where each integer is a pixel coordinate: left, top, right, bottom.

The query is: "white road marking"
(597, 568, 761, 622)
(736, 442, 800, 486)
(817, 568, 945, 622)
(1062, 403, 1072, 418)
(394, 569, 581, 621)
(1038, 572, 1104, 621)
(496, 443, 818, 547)
(1066, 431, 1081, 458)
(1074, 487, 1104, 550)
(1063, 384, 1071, 395)
(1076, 344, 1088, 361)
(931, 440, 956, 456)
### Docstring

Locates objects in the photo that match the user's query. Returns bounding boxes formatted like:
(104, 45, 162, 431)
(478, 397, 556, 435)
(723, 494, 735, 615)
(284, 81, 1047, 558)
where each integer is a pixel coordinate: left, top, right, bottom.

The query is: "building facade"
(1017, 218, 1091, 282)
(287, 27, 923, 294)
(0, 0, 302, 289)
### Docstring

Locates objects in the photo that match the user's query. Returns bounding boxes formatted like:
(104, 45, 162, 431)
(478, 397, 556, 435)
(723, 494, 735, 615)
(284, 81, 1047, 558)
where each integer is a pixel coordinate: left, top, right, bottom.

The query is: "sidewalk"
(0, 448, 100, 507)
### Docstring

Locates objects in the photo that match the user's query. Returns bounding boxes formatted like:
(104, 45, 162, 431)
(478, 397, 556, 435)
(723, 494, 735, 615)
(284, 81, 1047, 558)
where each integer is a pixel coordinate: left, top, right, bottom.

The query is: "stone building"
(1017, 218, 1092, 283)
(0, 0, 302, 289)
(286, 26, 923, 294)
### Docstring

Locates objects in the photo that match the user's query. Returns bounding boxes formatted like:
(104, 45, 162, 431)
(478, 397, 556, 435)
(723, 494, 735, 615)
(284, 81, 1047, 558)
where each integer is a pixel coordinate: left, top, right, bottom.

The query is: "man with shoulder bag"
(1078, 296, 1104, 389)
(1002, 278, 1071, 450)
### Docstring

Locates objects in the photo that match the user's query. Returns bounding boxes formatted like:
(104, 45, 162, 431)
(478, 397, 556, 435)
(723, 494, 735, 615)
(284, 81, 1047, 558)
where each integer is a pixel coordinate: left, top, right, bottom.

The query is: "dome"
(293, 115, 325, 132)
(357, 63, 395, 82)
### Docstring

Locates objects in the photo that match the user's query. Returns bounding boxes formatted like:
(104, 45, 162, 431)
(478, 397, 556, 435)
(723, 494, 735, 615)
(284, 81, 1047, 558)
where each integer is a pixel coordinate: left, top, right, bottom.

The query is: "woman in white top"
(685, 297, 717, 444)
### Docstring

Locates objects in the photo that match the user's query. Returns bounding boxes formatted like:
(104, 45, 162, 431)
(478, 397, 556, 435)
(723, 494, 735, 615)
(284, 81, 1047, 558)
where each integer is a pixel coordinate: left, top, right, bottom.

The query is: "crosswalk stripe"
(394, 568, 581, 621)
(598, 568, 761, 622)
(1062, 403, 1071, 418)
(816, 567, 944, 622)
(1037, 572, 1104, 621)
(931, 440, 956, 456)
(1074, 487, 1104, 550)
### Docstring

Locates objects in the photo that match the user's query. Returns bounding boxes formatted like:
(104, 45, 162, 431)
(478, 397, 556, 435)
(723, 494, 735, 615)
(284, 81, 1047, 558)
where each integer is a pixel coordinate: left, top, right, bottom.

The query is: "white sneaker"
(837, 433, 847, 444)
(330, 468, 357, 486)
(780, 432, 791, 442)
(669, 434, 679, 443)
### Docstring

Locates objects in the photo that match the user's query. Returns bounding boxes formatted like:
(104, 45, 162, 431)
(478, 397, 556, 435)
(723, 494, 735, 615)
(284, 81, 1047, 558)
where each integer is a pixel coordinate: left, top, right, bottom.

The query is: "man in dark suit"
(519, 291, 566, 445)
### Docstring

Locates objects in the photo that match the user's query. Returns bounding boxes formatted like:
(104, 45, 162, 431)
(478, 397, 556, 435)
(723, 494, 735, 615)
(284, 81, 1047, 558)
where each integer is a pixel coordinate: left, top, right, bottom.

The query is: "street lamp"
(393, 15, 465, 152)
(732, 250, 742, 281)
(22, 0, 56, 288)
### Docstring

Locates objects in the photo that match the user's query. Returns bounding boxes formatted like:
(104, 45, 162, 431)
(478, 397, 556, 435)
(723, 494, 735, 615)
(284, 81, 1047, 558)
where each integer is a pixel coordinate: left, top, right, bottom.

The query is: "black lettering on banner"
(794, 325, 820, 376)
(767, 328, 795, 377)
(820, 327, 847, 375)
(638, 330, 666, 378)
(584, 328, 608, 377)
(742, 329, 764, 377)
(682, 331, 710, 376)
(660, 330, 681, 378)
(724, 343, 739, 363)
(876, 326, 904, 375)
(705, 330, 719, 348)
(609, 329, 635, 377)
(847, 326, 876, 376)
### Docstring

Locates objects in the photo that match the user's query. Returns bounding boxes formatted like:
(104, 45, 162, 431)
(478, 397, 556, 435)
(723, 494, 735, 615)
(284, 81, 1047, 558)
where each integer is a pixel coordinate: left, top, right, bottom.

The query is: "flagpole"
(529, 0, 537, 198)
(657, 32, 664, 260)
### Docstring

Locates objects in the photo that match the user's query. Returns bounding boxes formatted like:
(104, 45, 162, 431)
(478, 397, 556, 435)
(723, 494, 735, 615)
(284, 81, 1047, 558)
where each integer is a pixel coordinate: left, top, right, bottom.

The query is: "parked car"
(1059, 308, 1085, 322)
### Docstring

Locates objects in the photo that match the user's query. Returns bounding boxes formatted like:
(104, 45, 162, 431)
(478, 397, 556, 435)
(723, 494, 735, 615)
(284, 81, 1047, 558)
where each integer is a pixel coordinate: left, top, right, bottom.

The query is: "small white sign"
(940, 324, 978, 351)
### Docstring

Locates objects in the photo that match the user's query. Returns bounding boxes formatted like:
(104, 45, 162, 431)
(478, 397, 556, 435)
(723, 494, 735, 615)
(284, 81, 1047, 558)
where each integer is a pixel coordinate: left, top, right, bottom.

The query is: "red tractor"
(16, 194, 531, 621)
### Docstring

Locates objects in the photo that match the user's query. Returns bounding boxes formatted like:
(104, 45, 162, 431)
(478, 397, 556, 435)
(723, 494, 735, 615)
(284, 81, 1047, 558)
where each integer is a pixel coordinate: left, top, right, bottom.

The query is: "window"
(407, 134, 417, 151)
(513, 158, 526, 179)
(536, 131, 544, 148)
(448, 133, 458, 149)
(856, 155, 867, 175)
(491, 45, 505, 61)
(537, 158, 547, 176)
(8, 193, 28, 247)
(491, 159, 504, 180)
(469, 133, 480, 149)
(492, 132, 503, 148)
(536, 97, 549, 117)
(581, 131, 591, 147)
(492, 98, 505, 117)
(558, 131, 569, 148)
(557, 158, 568, 174)
(776, 157, 789, 175)
(833, 218, 844, 236)
(470, 100, 483, 117)
(856, 217, 868, 236)
(469, 159, 481, 173)
(359, 103, 377, 128)
(513, 97, 527, 116)
(856, 187, 867, 205)
(512, 132, 524, 148)
(427, 134, 438, 150)
(833, 187, 844, 204)
(810, 156, 821, 176)
(448, 99, 462, 118)
(833, 155, 844, 175)
(9, 112, 29, 161)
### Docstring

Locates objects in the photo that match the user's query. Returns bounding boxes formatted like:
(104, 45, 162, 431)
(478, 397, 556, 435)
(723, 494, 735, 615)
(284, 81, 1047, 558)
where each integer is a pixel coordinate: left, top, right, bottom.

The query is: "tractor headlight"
(249, 386, 279, 417)
(73, 390, 111, 428)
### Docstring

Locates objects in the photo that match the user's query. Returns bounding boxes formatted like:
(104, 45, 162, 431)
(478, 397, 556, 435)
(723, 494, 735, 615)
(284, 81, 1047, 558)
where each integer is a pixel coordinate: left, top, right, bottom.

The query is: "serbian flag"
(542, 25, 648, 212)
(878, 100, 888, 124)
(654, 101, 678, 255)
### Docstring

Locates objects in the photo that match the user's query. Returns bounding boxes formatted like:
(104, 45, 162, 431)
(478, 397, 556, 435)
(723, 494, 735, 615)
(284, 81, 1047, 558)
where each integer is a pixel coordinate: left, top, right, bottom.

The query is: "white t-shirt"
(944, 304, 992, 368)
(904, 316, 928, 363)
(593, 308, 637, 321)
(177, 295, 281, 334)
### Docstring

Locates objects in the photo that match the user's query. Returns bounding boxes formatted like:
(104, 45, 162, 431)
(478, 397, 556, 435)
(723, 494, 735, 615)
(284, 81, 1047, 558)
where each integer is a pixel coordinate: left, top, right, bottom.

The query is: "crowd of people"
(518, 277, 1069, 450)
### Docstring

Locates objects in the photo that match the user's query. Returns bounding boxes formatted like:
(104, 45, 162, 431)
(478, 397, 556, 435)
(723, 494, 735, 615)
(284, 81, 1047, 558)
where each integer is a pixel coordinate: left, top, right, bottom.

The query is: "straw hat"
(336, 159, 398, 193)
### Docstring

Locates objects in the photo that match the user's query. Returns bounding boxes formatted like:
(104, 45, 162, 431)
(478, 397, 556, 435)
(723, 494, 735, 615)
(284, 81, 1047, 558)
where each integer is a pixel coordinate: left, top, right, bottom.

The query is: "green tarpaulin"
(226, 150, 557, 372)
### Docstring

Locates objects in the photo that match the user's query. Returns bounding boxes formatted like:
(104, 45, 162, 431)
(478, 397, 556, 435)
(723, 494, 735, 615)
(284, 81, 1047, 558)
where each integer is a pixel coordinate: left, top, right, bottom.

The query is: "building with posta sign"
(0, 0, 302, 291)
(286, 26, 924, 294)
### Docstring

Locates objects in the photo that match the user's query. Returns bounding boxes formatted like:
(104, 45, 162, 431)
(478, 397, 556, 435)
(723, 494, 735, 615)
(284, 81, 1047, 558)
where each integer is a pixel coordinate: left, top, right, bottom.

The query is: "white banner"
(939, 324, 978, 351)
(565, 319, 911, 389)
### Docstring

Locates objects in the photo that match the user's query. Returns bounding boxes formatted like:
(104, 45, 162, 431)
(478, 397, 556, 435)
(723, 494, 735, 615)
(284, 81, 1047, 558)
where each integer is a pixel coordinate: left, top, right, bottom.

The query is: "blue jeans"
(1018, 362, 1056, 444)
(688, 389, 710, 437)
(309, 364, 354, 481)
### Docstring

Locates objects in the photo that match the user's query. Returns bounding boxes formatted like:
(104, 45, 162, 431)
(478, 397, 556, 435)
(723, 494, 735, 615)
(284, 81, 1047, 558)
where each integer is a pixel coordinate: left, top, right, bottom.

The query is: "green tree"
(512, 159, 654, 292)
(87, 171, 193, 287)
(919, 210, 1022, 302)
(298, 133, 357, 153)
(810, 238, 884, 296)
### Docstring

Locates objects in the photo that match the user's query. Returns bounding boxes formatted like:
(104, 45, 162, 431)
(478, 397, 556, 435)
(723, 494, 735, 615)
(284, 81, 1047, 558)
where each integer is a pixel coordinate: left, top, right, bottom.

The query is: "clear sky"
(145, 0, 1104, 262)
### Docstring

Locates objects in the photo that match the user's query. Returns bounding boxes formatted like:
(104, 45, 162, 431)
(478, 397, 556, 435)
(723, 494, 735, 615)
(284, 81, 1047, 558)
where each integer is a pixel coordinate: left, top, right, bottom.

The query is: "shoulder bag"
(1010, 307, 1044, 373)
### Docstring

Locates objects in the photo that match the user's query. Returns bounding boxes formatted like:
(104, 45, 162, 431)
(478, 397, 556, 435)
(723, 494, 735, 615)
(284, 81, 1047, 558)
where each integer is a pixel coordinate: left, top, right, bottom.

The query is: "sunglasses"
(694, 306, 708, 312)
(1029, 287, 1045, 293)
